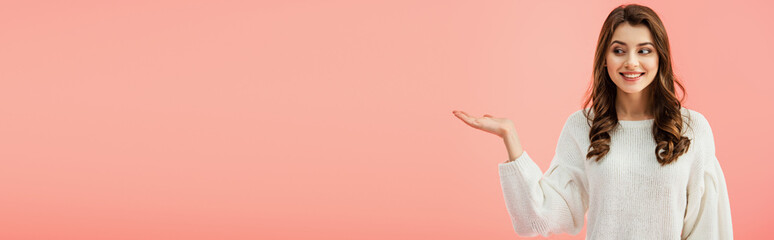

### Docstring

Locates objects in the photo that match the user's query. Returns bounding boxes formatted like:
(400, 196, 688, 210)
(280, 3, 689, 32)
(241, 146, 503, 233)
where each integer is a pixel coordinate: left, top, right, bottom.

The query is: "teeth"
(623, 73, 642, 78)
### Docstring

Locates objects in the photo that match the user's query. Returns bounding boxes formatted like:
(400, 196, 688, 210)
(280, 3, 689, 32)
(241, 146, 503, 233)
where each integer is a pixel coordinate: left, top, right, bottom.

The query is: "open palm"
(452, 110, 514, 138)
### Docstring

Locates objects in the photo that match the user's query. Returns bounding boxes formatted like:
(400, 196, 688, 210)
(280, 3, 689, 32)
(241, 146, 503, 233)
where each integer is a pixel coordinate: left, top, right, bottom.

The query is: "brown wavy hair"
(582, 4, 691, 166)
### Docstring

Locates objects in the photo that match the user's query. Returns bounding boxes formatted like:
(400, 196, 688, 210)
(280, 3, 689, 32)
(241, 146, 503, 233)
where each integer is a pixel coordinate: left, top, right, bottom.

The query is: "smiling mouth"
(620, 72, 645, 78)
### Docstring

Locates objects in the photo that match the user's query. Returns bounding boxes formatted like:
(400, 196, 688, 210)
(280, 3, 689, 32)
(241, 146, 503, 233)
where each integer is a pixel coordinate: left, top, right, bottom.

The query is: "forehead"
(611, 22, 653, 44)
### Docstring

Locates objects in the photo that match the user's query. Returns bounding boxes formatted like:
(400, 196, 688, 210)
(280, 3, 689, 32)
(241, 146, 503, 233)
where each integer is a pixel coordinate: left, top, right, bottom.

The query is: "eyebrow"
(611, 40, 654, 47)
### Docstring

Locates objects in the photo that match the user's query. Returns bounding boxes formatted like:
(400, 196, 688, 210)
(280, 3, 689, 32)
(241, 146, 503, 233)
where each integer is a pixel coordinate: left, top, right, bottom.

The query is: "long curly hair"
(582, 4, 691, 166)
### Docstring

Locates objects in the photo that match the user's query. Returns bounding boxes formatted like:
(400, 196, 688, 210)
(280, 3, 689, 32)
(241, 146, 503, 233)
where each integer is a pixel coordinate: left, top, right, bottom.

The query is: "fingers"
(455, 110, 490, 131)
(453, 110, 476, 126)
(454, 111, 493, 118)
(453, 110, 479, 120)
(455, 111, 473, 119)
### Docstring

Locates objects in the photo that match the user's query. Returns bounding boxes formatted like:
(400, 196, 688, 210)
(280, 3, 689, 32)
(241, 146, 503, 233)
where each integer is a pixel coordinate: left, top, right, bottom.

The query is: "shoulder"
(567, 108, 593, 128)
(681, 107, 714, 140)
(560, 108, 593, 137)
(681, 107, 718, 158)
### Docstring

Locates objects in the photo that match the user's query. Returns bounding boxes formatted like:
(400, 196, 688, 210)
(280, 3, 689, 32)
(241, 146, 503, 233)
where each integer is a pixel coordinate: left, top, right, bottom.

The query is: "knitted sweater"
(498, 108, 732, 239)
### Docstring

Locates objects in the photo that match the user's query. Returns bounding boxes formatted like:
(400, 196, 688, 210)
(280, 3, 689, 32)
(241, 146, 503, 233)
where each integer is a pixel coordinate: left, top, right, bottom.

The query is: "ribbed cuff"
(498, 151, 537, 176)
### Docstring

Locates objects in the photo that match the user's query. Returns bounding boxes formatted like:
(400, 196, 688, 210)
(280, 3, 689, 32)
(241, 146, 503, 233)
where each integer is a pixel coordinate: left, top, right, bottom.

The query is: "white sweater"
(498, 108, 732, 239)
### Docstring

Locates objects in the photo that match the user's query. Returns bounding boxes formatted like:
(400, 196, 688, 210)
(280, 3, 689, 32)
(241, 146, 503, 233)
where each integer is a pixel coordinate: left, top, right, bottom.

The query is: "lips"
(620, 72, 645, 78)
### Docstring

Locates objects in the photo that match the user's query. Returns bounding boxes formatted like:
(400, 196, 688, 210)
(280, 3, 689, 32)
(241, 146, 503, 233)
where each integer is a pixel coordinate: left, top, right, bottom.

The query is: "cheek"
(605, 55, 620, 67)
(605, 56, 621, 74)
(606, 64, 618, 78)
(645, 57, 659, 71)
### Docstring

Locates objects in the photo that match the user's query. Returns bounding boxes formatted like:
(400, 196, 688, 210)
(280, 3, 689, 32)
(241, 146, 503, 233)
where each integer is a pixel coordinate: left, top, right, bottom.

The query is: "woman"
(452, 4, 732, 240)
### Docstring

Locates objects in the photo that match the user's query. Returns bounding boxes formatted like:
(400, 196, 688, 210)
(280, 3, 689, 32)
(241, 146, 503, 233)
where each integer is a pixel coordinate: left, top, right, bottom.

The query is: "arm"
(682, 155, 733, 240)
(498, 113, 589, 237)
(502, 128, 524, 163)
(682, 113, 733, 239)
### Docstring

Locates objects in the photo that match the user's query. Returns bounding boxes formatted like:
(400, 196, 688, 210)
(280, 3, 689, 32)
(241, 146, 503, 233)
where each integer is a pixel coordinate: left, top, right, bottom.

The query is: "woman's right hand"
(452, 110, 515, 139)
(452, 110, 524, 162)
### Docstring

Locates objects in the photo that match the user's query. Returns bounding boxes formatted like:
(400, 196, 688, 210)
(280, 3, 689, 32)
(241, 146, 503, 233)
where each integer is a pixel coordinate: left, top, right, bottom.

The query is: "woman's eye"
(613, 49, 624, 54)
(640, 49, 652, 54)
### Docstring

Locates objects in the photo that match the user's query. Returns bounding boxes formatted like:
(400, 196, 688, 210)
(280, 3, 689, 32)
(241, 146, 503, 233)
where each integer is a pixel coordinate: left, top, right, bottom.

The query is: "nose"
(625, 54, 639, 69)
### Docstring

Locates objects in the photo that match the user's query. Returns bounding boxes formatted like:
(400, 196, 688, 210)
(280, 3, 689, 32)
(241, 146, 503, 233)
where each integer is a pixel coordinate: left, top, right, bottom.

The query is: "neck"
(615, 87, 653, 120)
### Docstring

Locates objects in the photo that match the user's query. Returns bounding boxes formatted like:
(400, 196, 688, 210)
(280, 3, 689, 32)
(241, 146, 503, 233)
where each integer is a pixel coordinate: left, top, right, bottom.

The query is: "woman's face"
(605, 22, 659, 94)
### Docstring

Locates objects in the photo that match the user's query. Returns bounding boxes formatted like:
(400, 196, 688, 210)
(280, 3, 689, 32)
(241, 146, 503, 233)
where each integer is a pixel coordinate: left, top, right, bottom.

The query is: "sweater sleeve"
(497, 113, 589, 237)
(682, 113, 733, 240)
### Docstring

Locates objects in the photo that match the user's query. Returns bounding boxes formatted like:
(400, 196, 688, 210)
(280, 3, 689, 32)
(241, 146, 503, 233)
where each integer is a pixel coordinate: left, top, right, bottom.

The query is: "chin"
(620, 88, 646, 94)
(614, 78, 655, 94)
(613, 82, 646, 94)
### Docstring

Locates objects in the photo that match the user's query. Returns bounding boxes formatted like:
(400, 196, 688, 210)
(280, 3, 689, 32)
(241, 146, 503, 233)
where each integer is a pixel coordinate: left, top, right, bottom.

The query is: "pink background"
(1, 0, 772, 239)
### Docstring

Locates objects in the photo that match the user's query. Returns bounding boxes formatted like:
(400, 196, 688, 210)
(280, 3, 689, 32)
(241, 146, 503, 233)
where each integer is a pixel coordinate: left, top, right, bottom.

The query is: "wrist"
(502, 130, 523, 163)
(500, 126, 516, 138)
